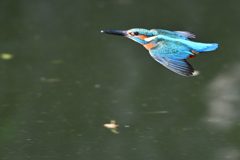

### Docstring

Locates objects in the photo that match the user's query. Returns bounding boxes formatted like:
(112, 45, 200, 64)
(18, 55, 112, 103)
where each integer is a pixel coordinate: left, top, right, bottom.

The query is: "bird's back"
(150, 29, 189, 40)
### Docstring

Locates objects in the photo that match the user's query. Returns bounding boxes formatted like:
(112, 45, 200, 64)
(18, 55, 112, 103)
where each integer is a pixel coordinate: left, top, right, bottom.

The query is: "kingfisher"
(101, 28, 218, 76)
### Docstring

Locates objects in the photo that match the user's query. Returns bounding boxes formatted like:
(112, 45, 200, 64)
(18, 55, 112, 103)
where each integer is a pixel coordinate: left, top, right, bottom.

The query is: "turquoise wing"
(149, 40, 192, 59)
(152, 57, 194, 76)
(149, 40, 194, 76)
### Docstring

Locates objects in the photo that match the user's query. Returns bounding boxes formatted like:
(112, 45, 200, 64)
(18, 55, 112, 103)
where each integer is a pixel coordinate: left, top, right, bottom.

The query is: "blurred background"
(0, 0, 240, 160)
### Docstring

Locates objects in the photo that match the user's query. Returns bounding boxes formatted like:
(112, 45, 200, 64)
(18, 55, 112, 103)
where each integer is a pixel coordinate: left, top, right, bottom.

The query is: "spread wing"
(173, 31, 196, 39)
(150, 29, 195, 40)
(149, 40, 194, 76)
(151, 57, 194, 76)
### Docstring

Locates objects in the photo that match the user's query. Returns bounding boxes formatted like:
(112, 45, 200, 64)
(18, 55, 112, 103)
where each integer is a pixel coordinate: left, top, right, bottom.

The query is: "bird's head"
(101, 28, 158, 45)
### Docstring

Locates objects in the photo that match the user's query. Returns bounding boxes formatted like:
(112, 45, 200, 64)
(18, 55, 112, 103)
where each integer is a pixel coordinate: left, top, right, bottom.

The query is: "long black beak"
(101, 30, 128, 36)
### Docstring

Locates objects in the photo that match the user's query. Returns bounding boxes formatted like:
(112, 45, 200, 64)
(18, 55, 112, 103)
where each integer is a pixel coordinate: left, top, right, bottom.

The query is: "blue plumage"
(101, 28, 218, 76)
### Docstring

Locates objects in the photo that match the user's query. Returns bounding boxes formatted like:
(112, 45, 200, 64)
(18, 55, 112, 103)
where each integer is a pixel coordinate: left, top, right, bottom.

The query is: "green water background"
(0, 0, 240, 160)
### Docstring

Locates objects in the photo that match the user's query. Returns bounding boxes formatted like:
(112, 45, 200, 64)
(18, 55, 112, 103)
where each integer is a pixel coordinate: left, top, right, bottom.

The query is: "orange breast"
(143, 43, 156, 50)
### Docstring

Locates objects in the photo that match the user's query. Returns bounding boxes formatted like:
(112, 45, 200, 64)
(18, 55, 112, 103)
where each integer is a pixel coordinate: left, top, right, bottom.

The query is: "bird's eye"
(134, 32, 139, 35)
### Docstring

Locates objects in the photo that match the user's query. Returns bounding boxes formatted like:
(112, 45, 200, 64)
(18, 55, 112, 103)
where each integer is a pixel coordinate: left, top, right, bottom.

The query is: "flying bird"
(101, 28, 218, 76)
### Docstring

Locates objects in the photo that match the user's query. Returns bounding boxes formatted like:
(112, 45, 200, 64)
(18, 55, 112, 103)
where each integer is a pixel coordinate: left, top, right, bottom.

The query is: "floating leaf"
(1, 53, 13, 60)
(104, 120, 119, 134)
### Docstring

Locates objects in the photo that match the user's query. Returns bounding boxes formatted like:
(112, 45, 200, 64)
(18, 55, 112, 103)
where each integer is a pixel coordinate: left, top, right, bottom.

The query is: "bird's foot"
(188, 50, 199, 59)
(191, 50, 199, 55)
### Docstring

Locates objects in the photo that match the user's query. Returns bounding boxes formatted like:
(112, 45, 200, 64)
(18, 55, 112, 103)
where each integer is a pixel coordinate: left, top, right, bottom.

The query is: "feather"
(153, 57, 194, 76)
(174, 31, 196, 39)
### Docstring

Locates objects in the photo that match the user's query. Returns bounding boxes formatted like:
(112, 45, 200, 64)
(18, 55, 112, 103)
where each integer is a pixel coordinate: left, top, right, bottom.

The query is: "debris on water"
(104, 120, 119, 134)
(0, 104, 9, 107)
(1, 53, 13, 60)
(40, 77, 60, 82)
(141, 111, 169, 114)
(94, 84, 101, 88)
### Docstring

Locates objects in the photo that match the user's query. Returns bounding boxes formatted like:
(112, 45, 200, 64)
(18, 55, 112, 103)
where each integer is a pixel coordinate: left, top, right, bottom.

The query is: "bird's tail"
(185, 41, 218, 52)
(156, 35, 218, 52)
(200, 43, 218, 52)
